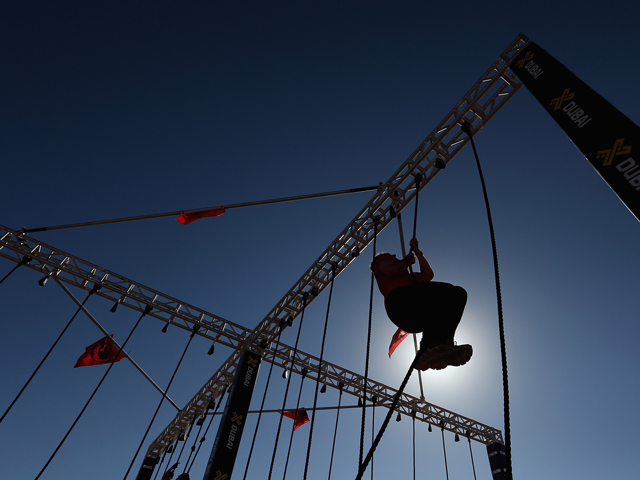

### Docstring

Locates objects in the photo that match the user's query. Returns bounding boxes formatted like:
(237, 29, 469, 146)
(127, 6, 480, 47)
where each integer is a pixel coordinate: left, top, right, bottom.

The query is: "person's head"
(370, 252, 396, 272)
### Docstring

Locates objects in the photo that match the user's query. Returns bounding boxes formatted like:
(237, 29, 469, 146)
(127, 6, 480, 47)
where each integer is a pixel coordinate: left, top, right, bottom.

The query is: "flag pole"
(55, 279, 180, 411)
(23, 184, 381, 233)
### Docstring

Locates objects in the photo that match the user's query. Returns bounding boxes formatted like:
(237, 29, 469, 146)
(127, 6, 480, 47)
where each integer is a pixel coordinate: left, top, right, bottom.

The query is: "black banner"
(510, 41, 640, 221)
(203, 351, 262, 480)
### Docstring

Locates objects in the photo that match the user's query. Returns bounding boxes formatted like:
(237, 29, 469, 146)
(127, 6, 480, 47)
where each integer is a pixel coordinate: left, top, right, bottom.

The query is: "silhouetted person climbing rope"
(371, 237, 472, 370)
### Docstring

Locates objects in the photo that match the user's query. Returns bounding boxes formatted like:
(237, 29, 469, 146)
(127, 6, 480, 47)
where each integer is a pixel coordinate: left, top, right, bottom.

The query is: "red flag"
(389, 328, 409, 357)
(279, 408, 310, 430)
(176, 207, 226, 225)
(74, 334, 126, 368)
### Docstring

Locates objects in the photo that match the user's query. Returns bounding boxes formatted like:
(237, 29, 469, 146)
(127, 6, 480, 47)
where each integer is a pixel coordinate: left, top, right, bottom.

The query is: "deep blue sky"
(2, 2, 640, 479)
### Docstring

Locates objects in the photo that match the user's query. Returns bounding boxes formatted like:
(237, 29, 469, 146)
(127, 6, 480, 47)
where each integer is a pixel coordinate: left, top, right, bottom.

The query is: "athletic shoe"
(415, 344, 473, 371)
(447, 344, 473, 367)
(415, 344, 453, 370)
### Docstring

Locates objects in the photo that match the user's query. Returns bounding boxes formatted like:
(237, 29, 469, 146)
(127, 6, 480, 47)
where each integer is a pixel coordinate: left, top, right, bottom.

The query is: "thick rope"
(412, 411, 416, 480)
(370, 395, 376, 480)
(359, 217, 379, 468)
(123, 323, 201, 480)
(0, 255, 31, 285)
(327, 383, 344, 480)
(182, 413, 206, 475)
(173, 413, 197, 468)
(467, 434, 478, 480)
(303, 262, 337, 480)
(242, 321, 286, 480)
(186, 387, 228, 474)
(463, 121, 512, 480)
(35, 305, 152, 480)
(267, 293, 309, 480)
(355, 347, 423, 480)
(0, 283, 100, 424)
(441, 427, 450, 480)
(283, 368, 307, 480)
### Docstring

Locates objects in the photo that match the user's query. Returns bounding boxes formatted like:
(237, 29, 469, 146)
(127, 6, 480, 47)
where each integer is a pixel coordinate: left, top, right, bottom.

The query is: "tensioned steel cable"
(0, 283, 101, 425)
(462, 121, 512, 480)
(35, 305, 152, 480)
(123, 323, 201, 480)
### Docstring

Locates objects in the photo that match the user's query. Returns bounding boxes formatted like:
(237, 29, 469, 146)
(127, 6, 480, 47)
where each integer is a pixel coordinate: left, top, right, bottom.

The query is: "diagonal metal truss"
(141, 33, 528, 455)
(0, 33, 529, 464)
(0, 224, 503, 447)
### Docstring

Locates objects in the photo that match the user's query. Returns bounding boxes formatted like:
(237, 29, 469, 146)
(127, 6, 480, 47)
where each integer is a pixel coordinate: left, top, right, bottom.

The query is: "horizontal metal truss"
(0, 226, 502, 449)
(148, 340, 503, 457)
(145, 34, 528, 455)
(0, 226, 254, 350)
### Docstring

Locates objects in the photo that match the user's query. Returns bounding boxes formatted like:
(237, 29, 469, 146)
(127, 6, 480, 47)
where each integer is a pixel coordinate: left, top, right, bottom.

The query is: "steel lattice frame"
(0, 33, 529, 463)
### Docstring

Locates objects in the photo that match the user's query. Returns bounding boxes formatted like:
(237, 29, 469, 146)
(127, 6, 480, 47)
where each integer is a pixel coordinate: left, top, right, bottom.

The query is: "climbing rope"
(355, 346, 424, 480)
(303, 262, 338, 480)
(123, 323, 201, 480)
(370, 395, 376, 480)
(173, 413, 198, 470)
(0, 283, 101, 424)
(283, 368, 308, 480)
(359, 216, 380, 468)
(467, 432, 478, 480)
(0, 255, 31, 285)
(462, 121, 512, 480)
(326, 382, 344, 480)
(182, 413, 206, 475)
(35, 305, 152, 480)
(412, 410, 416, 480)
(267, 292, 310, 480)
(242, 321, 287, 480)
(440, 425, 450, 480)
(186, 386, 228, 474)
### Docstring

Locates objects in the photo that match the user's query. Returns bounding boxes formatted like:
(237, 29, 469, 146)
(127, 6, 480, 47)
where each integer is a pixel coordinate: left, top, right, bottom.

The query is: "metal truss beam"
(143, 34, 528, 455)
(0, 33, 529, 464)
(0, 225, 502, 448)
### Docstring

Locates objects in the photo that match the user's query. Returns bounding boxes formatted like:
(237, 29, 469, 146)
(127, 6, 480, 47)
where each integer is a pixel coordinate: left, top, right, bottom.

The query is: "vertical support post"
(486, 442, 507, 480)
(203, 351, 262, 480)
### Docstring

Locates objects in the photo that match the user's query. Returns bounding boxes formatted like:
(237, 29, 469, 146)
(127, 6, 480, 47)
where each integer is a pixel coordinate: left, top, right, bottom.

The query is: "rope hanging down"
(267, 293, 310, 480)
(327, 382, 344, 480)
(303, 262, 338, 480)
(0, 283, 101, 425)
(0, 255, 31, 285)
(283, 368, 308, 480)
(242, 321, 287, 480)
(123, 323, 201, 480)
(462, 121, 512, 480)
(35, 305, 153, 480)
(359, 216, 380, 468)
(355, 346, 424, 480)
(185, 385, 229, 475)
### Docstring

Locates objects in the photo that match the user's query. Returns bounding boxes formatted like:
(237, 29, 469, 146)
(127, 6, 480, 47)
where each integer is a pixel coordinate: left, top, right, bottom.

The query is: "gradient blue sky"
(2, 2, 640, 479)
